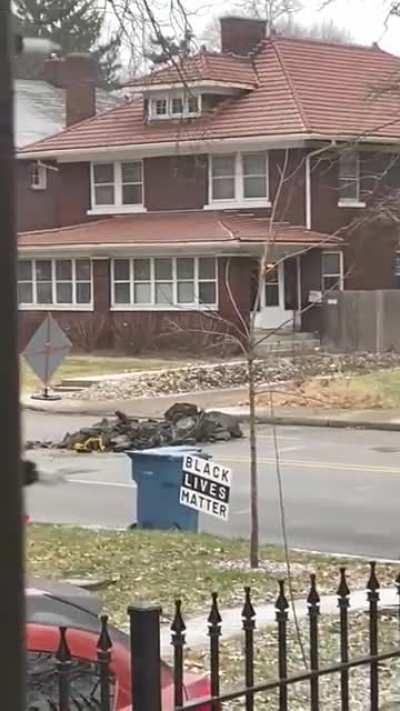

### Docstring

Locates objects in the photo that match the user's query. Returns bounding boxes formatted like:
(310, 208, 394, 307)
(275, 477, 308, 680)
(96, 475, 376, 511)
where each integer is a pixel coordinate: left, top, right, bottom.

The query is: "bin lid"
(126, 445, 204, 459)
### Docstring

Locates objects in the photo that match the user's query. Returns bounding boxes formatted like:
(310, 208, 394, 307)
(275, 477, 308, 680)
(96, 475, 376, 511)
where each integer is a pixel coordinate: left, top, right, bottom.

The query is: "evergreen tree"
(14, 0, 121, 86)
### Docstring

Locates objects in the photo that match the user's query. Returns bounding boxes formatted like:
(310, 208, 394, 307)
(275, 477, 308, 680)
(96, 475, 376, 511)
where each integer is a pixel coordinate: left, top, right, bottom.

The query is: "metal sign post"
(23, 315, 72, 400)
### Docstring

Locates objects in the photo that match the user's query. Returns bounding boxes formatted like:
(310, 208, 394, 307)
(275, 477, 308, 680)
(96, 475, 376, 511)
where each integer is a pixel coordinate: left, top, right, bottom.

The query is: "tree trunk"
(248, 356, 259, 569)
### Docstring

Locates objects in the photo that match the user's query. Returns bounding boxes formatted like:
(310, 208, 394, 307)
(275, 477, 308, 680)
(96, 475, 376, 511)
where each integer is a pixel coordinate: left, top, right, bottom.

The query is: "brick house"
(16, 17, 400, 352)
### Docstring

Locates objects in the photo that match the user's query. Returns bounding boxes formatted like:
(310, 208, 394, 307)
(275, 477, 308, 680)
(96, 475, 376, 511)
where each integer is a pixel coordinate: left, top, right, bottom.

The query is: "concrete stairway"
(254, 329, 320, 357)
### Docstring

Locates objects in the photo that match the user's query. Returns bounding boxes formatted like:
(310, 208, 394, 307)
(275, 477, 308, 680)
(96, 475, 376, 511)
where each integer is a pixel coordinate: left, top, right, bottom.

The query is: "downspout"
(305, 141, 336, 230)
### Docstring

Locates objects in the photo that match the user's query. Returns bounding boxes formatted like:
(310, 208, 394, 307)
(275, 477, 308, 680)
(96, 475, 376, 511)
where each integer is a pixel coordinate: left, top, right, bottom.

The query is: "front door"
(254, 262, 288, 329)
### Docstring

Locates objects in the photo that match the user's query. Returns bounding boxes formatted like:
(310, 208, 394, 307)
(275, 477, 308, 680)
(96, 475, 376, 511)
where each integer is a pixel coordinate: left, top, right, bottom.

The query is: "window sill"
(204, 200, 271, 211)
(19, 304, 94, 312)
(110, 304, 218, 312)
(87, 206, 147, 216)
(338, 200, 366, 208)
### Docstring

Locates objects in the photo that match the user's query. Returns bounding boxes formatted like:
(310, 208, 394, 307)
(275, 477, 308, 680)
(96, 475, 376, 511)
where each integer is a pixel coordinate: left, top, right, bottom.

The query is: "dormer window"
(148, 92, 202, 120)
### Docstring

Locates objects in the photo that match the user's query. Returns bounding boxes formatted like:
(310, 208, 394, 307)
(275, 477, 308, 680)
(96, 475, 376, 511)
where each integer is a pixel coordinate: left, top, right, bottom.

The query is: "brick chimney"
(64, 53, 96, 126)
(220, 16, 266, 55)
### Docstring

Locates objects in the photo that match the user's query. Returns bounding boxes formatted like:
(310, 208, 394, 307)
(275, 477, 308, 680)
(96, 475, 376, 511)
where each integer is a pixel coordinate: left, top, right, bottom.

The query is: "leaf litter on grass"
(27, 525, 400, 631)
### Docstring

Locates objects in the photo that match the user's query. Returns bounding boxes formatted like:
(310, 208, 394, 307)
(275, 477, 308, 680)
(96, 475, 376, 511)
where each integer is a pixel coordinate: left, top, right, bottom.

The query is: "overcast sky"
(190, 0, 400, 54)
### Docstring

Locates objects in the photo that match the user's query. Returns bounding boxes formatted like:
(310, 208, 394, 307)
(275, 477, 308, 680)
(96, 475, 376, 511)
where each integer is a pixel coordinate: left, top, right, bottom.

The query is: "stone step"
(255, 338, 321, 357)
(254, 329, 317, 343)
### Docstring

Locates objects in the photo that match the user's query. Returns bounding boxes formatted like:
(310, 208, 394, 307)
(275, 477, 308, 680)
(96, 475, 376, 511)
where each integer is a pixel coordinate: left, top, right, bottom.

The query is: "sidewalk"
(160, 586, 397, 654)
(21, 388, 400, 431)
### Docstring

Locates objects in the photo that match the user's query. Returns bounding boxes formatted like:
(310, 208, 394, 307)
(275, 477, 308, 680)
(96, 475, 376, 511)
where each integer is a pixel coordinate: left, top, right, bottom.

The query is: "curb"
(249, 414, 400, 431)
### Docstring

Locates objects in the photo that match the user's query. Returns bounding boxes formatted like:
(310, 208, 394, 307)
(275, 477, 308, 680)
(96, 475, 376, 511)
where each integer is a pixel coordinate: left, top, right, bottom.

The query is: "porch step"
(254, 330, 321, 357)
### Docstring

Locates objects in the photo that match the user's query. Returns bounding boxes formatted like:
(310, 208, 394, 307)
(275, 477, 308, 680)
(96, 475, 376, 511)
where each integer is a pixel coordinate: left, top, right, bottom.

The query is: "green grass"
(26, 525, 400, 628)
(186, 612, 400, 710)
(20, 354, 190, 394)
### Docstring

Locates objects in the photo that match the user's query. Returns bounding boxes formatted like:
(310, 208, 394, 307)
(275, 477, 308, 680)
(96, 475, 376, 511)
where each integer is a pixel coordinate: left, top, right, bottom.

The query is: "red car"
(26, 578, 210, 709)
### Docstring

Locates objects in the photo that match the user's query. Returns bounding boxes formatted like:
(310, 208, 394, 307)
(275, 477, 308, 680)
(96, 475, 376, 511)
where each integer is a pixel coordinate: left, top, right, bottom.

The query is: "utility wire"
(268, 390, 308, 669)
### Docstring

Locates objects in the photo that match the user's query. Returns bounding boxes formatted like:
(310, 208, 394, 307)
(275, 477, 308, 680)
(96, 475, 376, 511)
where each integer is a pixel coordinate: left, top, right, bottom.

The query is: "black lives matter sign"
(180, 454, 231, 521)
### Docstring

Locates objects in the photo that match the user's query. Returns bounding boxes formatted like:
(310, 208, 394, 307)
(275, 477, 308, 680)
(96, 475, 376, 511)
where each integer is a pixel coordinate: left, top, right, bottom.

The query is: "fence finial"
(171, 599, 186, 636)
(307, 573, 320, 610)
(56, 626, 71, 663)
(367, 561, 380, 594)
(98, 614, 112, 652)
(276, 579, 289, 614)
(208, 592, 222, 627)
(242, 586, 255, 622)
(337, 567, 350, 601)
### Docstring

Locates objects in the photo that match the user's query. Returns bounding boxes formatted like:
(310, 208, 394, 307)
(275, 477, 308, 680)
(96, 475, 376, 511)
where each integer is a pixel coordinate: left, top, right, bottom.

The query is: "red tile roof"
(18, 211, 337, 249)
(19, 35, 400, 156)
(124, 51, 258, 88)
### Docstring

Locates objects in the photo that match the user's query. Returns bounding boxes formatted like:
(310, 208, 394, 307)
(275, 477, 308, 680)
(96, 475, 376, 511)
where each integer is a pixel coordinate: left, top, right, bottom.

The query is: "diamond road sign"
(23, 315, 72, 385)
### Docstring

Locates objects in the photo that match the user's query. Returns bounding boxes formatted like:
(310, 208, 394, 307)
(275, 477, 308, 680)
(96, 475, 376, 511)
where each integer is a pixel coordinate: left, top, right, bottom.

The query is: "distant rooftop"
(14, 79, 123, 147)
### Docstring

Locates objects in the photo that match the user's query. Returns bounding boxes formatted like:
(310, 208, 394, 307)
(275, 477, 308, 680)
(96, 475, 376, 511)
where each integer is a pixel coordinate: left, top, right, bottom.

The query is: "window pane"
(95, 185, 114, 205)
(177, 281, 195, 303)
(18, 261, 32, 281)
(93, 163, 114, 183)
(339, 152, 358, 178)
(122, 184, 142, 205)
(56, 283, 73, 303)
(56, 260, 72, 280)
(172, 97, 183, 114)
(122, 162, 141, 183)
(134, 259, 151, 281)
(115, 283, 130, 304)
(323, 253, 341, 274)
(36, 260, 52, 281)
(199, 281, 216, 304)
(212, 155, 235, 177)
(114, 260, 130, 281)
(323, 276, 339, 291)
(155, 258, 172, 280)
(243, 176, 267, 198)
(156, 99, 167, 115)
(177, 258, 194, 279)
(76, 283, 91, 304)
(155, 282, 173, 304)
(199, 258, 215, 280)
(37, 282, 52, 304)
(243, 152, 266, 176)
(76, 259, 91, 281)
(188, 95, 199, 113)
(18, 283, 33, 303)
(339, 179, 358, 200)
(212, 177, 235, 200)
(134, 283, 151, 303)
(265, 284, 279, 306)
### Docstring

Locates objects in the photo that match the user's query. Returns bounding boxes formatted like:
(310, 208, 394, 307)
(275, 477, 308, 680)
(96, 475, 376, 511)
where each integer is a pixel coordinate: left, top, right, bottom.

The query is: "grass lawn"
(27, 525, 400, 629)
(187, 612, 400, 709)
(21, 354, 191, 394)
(256, 368, 400, 410)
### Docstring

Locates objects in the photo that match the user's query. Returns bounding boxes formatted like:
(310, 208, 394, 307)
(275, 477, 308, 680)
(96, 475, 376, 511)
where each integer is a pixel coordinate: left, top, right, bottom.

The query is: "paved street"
(23, 411, 400, 559)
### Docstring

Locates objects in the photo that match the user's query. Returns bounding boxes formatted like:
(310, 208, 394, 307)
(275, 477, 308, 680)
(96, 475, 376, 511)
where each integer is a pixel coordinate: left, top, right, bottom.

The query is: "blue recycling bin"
(126, 446, 208, 531)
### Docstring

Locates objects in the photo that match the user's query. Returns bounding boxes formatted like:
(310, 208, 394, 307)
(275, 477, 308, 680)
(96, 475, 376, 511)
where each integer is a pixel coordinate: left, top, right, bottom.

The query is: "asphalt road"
(23, 411, 400, 559)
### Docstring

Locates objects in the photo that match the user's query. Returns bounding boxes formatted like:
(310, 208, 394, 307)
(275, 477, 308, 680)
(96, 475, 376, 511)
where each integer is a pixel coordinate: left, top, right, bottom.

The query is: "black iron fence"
(28, 562, 400, 710)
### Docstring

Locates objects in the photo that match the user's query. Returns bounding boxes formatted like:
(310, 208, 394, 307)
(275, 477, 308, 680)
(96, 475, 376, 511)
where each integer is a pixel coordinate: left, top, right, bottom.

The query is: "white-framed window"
(208, 152, 269, 207)
(149, 92, 202, 120)
(321, 251, 343, 291)
(338, 151, 363, 205)
(30, 162, 47, 190)
(91, 161, 144, 211)
(18, 258, 92, 309)
(111, 256, 217, 310)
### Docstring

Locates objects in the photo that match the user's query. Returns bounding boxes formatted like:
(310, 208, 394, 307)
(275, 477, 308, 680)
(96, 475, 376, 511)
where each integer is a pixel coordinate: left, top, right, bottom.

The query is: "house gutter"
(305, 141, 336, 230)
